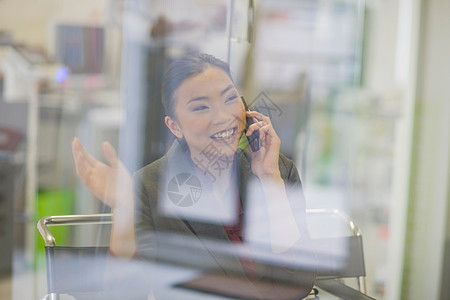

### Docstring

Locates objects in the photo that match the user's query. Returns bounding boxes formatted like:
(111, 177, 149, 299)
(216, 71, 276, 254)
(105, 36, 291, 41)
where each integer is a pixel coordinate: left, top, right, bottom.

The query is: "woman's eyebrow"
(220, 84, 234, 96)
(186, 84, 235, 104)
(186, 96, 208, 105)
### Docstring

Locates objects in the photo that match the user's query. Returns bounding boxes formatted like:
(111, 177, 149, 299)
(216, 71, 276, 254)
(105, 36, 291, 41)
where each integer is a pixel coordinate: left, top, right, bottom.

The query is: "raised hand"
(72, 137, 137, 257)
(245, 111, 282, 180)
(71, 137, 132, 209)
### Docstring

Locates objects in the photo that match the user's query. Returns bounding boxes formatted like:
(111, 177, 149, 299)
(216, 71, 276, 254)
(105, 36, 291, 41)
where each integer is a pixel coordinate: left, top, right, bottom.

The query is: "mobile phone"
(241, 96, 261, 152)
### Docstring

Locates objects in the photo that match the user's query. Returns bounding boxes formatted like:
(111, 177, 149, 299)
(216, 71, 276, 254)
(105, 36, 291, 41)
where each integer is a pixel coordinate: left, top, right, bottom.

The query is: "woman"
(72, 53, 314, 295)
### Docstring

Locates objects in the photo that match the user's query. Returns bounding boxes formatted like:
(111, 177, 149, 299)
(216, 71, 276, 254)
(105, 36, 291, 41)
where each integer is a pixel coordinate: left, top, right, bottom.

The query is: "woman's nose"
(212, 105, 234, 125)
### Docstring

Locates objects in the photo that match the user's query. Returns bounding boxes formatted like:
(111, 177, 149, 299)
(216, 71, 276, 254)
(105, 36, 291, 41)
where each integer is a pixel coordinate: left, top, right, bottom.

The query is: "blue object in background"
(54, 66, 70, 83)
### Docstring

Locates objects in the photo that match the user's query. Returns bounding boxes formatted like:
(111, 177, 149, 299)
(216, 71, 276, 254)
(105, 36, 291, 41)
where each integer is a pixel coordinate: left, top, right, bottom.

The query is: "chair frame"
(37, 214, 113, 300)
(38, 210, 368, 299)
(306, 208, 367, 294)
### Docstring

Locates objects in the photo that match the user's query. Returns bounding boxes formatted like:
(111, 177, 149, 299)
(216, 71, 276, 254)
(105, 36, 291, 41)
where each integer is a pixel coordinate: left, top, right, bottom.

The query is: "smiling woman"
(72, 52, 315, 298)
(163, 64, 246, 159)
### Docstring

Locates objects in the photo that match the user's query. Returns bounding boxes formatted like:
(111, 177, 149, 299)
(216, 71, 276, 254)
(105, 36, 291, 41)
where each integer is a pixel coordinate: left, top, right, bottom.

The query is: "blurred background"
(0, 0, 449, 299)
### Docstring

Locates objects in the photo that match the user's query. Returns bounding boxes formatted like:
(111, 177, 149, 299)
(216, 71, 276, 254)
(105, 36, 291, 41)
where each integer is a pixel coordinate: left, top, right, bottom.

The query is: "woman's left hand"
(245, 111, 282, 180)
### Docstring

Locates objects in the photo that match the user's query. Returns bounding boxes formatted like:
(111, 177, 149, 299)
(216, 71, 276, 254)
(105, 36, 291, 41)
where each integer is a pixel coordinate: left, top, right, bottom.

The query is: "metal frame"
(37, 214, 112, 300)
(306, 208, 367, 294)
(37, 210, 367, 297)
(37, 214, 112, 247)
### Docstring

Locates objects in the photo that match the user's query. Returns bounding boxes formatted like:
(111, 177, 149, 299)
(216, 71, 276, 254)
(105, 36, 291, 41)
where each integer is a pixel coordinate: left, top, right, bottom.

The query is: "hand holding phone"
(241, 96, 261, 152)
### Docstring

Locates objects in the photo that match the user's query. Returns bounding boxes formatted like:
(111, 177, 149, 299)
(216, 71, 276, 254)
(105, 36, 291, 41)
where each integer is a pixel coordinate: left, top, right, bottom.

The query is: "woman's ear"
(164, 116, 183, 139)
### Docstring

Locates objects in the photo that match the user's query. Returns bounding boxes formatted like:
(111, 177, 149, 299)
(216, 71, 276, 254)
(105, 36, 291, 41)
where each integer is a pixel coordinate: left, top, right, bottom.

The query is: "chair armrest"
(37, 214, 112, 247)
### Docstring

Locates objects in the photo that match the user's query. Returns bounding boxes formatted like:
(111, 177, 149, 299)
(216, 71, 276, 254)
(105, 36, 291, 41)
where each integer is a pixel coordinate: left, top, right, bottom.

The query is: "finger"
(258, 125, 268, 146)
(72, 137, 84, 164)
(246, 110, 271, 123)
(72, 138, 93, 178)
(259, 123, 275, 135)
(246, 120, 266, 136)
(259, 124, 280, 140)
(72, 138, 82, 174)
(72, 137, 97, 167)
(74, 151, 92, 179)
(102, 141, 118, 168)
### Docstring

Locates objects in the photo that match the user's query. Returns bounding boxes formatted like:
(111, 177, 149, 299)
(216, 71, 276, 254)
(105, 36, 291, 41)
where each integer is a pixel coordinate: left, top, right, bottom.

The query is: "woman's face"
(165, 66, 246, 159)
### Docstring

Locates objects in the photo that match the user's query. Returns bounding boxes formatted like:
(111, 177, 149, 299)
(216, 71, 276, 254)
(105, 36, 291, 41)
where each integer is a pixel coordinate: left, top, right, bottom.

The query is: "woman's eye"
(225, 95, 238, 103)
(192, 105, 208, 112)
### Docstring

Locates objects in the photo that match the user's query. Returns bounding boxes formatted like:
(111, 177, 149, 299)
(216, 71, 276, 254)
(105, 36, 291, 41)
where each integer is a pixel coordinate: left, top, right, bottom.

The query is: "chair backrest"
(37, 211, 368, 298)
(37, 214, 112, 299)
(306, 208, 367, 294)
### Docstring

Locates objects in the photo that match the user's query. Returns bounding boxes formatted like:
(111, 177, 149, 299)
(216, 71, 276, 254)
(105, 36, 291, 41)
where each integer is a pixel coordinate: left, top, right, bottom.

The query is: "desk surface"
(109, 260, 366, 300)
(43, 254, 374, 300)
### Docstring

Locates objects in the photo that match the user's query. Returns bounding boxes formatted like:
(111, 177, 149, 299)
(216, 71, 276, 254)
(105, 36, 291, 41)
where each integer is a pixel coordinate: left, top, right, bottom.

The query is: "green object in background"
(35, 189, 74, 259)
(238, 133, 249, 149)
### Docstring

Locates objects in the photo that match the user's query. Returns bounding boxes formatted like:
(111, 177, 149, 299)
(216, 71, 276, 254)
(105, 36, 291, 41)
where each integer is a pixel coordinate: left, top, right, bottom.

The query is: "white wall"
(364, 1, 450, 299)
(401, 0, 450, 299)
(363, 0, 399, 94)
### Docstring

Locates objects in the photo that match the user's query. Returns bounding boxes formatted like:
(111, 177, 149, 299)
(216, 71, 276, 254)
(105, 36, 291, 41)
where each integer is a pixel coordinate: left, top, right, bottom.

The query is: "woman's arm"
(258, 176, 302, 253)
(245, 111, 302, 253)
(71, 137, 136, 257)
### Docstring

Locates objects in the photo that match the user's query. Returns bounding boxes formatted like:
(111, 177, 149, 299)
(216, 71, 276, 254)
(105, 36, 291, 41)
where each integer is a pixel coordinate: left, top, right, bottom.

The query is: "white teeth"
(212, 128, 235, 139)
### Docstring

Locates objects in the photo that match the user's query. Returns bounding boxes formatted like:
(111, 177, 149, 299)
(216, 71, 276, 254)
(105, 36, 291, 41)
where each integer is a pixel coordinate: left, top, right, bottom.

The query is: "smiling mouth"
(210, 127, 237, 140)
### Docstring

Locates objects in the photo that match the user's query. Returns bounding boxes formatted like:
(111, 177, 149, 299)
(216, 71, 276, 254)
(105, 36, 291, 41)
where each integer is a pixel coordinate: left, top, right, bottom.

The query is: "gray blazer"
(132, 140, 314, 288)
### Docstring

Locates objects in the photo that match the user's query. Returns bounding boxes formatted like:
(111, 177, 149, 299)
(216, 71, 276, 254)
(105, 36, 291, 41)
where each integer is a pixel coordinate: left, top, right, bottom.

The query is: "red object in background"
(377, 225, 389, 241)
(0, 127, 23, 151)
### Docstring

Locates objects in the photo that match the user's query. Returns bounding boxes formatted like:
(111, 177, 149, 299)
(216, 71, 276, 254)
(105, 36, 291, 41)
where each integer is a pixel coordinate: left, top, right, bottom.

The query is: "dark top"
(132, 139, 314, 288)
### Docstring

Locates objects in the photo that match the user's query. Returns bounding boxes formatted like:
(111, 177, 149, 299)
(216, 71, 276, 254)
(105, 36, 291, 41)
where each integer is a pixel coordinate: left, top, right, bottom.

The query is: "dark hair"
(162, 53, 233, 118)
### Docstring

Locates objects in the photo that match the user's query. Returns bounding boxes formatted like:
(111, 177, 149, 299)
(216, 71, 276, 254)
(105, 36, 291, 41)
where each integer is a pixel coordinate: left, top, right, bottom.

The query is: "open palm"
(71, 137, 132, 208)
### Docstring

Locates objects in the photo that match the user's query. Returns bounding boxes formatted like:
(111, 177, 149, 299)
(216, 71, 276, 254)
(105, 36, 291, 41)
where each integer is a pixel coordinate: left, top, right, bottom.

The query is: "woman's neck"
(190, 151, 236, 191)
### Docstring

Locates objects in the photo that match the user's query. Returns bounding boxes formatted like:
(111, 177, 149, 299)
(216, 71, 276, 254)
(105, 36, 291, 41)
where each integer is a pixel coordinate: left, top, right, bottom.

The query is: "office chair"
(306, 208, 373, 299)
(37, 214, 112, 300)
(38, 209, 372, 300)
